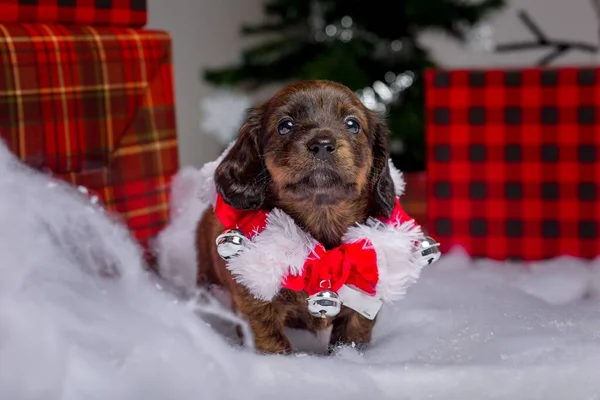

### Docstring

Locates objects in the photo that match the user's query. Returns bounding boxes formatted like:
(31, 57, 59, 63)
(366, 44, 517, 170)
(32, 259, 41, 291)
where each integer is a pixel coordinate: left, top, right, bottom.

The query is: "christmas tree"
(203, 0, 505, 172)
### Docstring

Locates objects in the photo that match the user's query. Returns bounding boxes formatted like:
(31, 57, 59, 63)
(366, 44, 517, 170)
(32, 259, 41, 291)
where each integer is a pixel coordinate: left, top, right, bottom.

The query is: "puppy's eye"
(277, 119, 294, 135)
(345, 118, 360, 134)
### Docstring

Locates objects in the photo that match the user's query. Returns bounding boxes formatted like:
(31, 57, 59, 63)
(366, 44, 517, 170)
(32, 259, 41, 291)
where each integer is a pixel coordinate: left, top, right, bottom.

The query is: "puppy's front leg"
(234, 290, 292, 354)
(329, 309, 376, 352)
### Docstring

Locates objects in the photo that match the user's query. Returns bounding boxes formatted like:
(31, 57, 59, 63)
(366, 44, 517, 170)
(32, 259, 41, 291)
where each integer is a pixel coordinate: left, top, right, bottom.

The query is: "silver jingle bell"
(414, 235, 441, 266)
(215, 229, 247, 260)
(306, 290, 342, 319)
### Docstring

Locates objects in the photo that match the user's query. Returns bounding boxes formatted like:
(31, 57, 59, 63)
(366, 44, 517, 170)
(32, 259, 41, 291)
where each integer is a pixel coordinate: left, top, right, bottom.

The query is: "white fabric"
(226, 209, 318, 301)
(343, 218, 423, 303)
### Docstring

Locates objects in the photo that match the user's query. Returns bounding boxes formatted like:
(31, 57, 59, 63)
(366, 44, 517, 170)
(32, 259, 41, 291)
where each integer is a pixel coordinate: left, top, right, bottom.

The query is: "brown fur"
(195, 80, 396, 354)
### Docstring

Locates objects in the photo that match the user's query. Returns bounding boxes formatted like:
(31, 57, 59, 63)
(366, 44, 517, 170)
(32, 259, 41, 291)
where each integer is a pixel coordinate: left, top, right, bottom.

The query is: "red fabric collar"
(213, 193, 413, 296)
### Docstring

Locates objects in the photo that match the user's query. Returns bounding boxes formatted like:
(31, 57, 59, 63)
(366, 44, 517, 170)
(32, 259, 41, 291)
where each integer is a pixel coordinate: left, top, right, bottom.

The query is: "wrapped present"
(0, 24, 178, 251)
(425, 67, 600, 261)
(0, 0, 147, 27)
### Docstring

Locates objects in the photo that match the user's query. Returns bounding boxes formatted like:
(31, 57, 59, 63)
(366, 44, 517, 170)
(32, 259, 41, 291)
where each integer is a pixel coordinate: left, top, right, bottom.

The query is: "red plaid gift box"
(0, 0, 146, 27)
(0, 24, 178, 250)
(425, 67, 600, 261)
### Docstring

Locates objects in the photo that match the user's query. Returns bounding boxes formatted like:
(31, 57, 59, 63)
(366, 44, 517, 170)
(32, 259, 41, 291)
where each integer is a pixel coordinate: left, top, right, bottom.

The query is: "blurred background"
(1, 0, 597, 261)
(147, 0, 600, 169)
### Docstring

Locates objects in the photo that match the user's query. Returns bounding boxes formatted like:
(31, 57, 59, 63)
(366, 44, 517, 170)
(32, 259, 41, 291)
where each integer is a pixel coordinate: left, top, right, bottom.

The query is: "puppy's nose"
(308, 138, 336, 160)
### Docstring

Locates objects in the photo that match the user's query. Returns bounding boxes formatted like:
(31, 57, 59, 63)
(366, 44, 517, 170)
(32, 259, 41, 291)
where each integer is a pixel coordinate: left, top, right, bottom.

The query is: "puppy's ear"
(369, 115, 397, 219)
(214, 108, 268, 210)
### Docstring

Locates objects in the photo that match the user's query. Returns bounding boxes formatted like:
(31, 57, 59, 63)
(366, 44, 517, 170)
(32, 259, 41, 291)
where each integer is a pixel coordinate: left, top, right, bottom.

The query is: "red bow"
(283, 241, 378, 296)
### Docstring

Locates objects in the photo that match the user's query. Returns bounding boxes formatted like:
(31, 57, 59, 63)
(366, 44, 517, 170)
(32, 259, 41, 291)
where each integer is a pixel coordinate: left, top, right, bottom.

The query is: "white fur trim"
(196, 140, 236, 206)
(226, 208, 318, 301)
(388, 159, 405, 196)
(343, 217, 424, 303)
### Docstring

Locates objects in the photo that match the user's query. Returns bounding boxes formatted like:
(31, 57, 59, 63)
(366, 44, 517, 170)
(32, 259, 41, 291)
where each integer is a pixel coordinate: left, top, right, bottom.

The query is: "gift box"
(425, 67, 600, 261)
(0, 24, 178, 250)
(0, 0, 147, 27)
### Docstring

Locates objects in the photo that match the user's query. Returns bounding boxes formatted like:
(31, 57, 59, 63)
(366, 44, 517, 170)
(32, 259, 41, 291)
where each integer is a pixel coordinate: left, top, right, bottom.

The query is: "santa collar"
(213, 191, 424, 302)
(194, 143, 429, 308)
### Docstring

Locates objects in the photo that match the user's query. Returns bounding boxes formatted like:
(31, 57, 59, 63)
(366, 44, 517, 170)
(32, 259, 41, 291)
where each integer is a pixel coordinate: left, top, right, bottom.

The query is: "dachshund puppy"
(195, 80, 397, 354)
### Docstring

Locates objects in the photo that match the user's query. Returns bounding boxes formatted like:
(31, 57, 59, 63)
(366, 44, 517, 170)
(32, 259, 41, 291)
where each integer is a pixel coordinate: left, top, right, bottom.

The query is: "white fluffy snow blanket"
(2, 140, 600, 400)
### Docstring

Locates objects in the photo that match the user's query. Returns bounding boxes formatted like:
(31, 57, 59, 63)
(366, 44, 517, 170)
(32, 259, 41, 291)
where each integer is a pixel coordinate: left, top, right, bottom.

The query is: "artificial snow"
(1, 141, 600, 400)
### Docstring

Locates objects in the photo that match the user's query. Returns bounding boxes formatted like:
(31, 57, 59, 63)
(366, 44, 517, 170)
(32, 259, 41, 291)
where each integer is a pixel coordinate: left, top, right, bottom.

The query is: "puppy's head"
(214, 80, 396, 218)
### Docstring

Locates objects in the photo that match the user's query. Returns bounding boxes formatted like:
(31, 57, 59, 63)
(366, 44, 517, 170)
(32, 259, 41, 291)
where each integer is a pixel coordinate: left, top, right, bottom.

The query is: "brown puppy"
(196, 80, 397, 354)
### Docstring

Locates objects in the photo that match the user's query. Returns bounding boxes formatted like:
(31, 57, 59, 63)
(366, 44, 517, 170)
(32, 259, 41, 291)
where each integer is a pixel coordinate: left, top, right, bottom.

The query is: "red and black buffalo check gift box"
(425, 67, 600, 261)
(0, 0, 147, 27)
(0, 24, 178, 250)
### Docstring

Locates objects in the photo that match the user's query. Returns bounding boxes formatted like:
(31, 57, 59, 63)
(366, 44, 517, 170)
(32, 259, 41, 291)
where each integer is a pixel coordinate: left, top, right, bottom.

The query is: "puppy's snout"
(307, 136, 336, 160)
